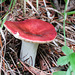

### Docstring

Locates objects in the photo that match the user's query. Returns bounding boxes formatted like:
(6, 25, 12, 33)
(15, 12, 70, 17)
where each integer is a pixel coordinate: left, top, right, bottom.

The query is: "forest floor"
(0, 0, 75, 75)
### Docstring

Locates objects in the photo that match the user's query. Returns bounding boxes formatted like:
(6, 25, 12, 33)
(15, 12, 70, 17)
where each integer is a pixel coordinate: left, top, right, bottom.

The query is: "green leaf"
(66, 66, 72, 75)
(69, 53, 75, 75)
(0, 0, 6, 4)
(53, 71, 66, 75)
(62, 46, 73, 55)
(57, 56, 69, 66)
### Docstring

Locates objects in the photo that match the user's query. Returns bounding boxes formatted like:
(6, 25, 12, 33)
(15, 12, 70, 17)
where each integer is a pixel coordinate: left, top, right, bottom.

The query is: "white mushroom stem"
(20, 40, 39, 66)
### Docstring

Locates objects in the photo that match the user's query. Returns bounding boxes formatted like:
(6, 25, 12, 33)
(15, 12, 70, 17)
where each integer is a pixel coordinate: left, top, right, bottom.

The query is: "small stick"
(8, 53, 21, 75)
(0, 35, 5, 73)
(19, 59, 35, 75)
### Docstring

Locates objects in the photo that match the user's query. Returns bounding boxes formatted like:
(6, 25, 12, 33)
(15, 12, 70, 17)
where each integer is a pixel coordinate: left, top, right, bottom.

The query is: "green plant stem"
(63, 0, 69, 46)
(67, 11, 75, 15)
(63, 13, 67, 46)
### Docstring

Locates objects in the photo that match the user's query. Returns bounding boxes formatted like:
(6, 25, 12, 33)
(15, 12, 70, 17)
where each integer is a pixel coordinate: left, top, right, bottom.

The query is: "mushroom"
(4, 19, 57, 66)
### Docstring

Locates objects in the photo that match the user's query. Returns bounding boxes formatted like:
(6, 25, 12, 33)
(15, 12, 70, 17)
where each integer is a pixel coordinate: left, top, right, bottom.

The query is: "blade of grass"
(49, 0, 56, 9)
(36, 0, 38, 10)
(8, 0, 13, 10)
(11, 0, 17, 11)
(1, 14, 7, 28)
(0, 0, 6, 4)
(24, 0, 26, 15)
(0, 0, 16, 29)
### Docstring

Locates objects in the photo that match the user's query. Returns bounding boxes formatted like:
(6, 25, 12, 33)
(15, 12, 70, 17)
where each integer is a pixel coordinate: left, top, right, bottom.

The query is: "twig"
(52, 0, 60, 10)
(2, 57, 16, 75)
(8, 53, 21, 75)
(0, 34, 6, 73)
(59, 34, 75, 43)
(1, 68, 8, 75)
(46, 7, 63, 16)
(26, 0, 39, 14)
(19, 59, 35, 75)
(43, 0, 54, 19)
(39, 49, 51, 69)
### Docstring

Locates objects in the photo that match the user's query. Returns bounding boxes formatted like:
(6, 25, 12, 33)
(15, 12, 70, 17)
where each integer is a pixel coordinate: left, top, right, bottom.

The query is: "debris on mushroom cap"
(4, 19, 57, 43)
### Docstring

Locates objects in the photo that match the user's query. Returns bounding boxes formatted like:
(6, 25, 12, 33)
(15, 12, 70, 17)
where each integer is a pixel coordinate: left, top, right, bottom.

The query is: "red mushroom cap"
(4, 19, 57, 43)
